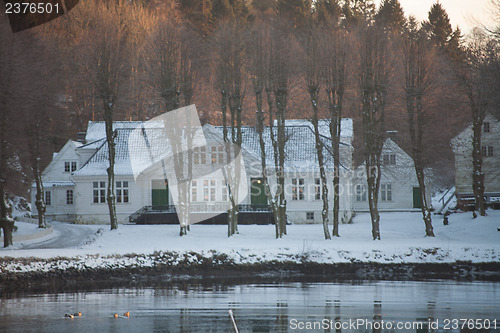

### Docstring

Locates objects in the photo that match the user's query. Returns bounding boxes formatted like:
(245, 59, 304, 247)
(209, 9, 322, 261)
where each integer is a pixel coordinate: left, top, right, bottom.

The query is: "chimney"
(386, 130, 398, 142)
(76, 132, 86, 144)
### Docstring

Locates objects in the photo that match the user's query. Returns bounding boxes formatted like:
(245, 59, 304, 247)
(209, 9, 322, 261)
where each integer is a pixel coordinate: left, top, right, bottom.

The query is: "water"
(1, 280, 499, 332)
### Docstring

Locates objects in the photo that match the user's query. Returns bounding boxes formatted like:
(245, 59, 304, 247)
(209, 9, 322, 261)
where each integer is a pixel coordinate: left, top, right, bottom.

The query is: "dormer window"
(64, 161, 77, 173)
(483, 122, 490, 133)
(382, 154, 396, 166)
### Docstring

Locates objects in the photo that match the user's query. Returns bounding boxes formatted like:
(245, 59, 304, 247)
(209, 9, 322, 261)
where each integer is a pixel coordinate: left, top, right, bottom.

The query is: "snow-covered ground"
(1, 210, 499, 274)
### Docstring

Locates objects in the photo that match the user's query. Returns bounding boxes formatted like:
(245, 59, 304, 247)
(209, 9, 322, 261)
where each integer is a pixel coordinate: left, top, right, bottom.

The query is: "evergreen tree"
(314, 0, 342, 26)
(212, 0, 253, 23)
(277, 0, 312, 28)
(424, 2, 452, 48)
(423, 2, 462, 59)
(342, 0, 376, 29)
(375, 0, 406, 33)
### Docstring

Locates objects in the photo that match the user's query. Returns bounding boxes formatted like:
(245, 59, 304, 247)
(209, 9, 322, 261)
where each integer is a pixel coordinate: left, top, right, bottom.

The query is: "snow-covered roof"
(75, 127, 169, 176)
(77, 138, 105, 150)
(451, 113, 499, 149)
(84, 121, 164, 143)
(273, 118, 353, 140)
(75, 120, 353, 176)
(216, 125, 351, 172)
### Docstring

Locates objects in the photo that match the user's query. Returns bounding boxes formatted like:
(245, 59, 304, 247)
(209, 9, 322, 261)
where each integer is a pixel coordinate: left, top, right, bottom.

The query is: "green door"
(413, 187, 422, 209)
(251, 178, 268, 206)
(152, 179, 169, 209)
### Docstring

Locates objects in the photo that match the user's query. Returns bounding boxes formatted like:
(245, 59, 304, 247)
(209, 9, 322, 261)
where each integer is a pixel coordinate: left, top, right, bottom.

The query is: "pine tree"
(212, 0, 253, 23)
(342, 0, 376, 29)
(423, 2, 462, 60)
(375, 0, 406, 33)
(314, 0, 341, 26)
(277, 0, 313, 29)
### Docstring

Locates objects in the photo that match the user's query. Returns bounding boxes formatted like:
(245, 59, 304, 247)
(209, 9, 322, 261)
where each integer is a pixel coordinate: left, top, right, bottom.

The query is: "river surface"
(1, 280, 499, 332)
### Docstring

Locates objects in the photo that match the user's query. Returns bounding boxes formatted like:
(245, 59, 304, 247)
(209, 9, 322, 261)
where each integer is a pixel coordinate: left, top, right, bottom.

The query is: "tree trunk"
(471, 113, 486, 216)
(308, 84, 331, 240)
(0, 107, 14, 247)
(105, 107, 118, 230)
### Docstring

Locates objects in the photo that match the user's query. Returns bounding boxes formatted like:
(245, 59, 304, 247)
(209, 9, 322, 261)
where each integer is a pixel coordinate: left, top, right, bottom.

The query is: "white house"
(352, 138, 433, 211)
(32, 119, 356, 224)
(451, 113, 500, 209)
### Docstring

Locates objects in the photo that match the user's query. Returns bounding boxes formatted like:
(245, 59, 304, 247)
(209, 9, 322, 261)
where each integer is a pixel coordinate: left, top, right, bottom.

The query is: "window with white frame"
(44, 191, 51, 206)
(191, 180, 197, 202)
(355, 184, 367, 202)
(484, 122, 490, 133)
(292, 178, 305, 200)
(203, 179, 216, 201)
(306, 212, 314, 220)
(210, 180, 216, 201)
(221, 179, 227, 201)
(64, 161, 77, 173)
(211, 146, 224, 164)
(116, 181, 129, 203)
(382, 154, 396, 165)
(482, 145, 494, 157)
(314, 178, 321, 200)
(66, 190, 73, 205)
(194, 147, 207, 164)
(93, 181, 106, 203)
(381, 183, 392, 201)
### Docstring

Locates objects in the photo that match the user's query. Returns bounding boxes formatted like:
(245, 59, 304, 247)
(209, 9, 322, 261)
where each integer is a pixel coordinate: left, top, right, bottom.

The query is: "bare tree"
(77, 1, 133, 230)
(456, 30, 499, 216)
(324, 27, 348, 237)
(26, 115, 47, 229)
(302, 25, 331, 240)
(268, 19, 293, 238)
(357, 25, 392, 240)
(146, 19, 194, 236)
(247, 22, 282, 237)
(401, 22, 435, 236)
(0, 22, 16, 246)
(213, 21, 247, 236)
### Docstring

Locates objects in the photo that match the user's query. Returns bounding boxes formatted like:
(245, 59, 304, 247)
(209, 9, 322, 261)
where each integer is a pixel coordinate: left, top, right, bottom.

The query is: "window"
(210, 179, 216, 201)
(203, 179, 216, 201)
(44, 191, 51, 206)
(64, 161, 77, 173)
(314, 178, 321, 200)
(191, 180, 197, 202)
(381, 183, 392, 201)
(292, 178, 305, 200)
(356, 184, 367, 202)
(211, 146, 224, 164)
(93, 181, 106, 203)
(116, 181, 129, 203)
(221, 179, 227, 201)
(193, 147, 207, 164)
(306, 212, 314, 220)
(66, 190, 73, 205)
(482, 146, 494, 157)
(484, 122, 490, 133)
(382, 154, 396, 165)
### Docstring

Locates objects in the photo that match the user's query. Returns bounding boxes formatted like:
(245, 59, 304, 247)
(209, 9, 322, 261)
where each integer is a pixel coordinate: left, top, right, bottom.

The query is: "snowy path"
(18, 222, 97, 250)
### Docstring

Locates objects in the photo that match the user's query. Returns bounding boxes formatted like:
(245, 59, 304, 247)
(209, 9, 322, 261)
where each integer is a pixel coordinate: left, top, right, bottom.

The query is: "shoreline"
(2, 256, 499, 293)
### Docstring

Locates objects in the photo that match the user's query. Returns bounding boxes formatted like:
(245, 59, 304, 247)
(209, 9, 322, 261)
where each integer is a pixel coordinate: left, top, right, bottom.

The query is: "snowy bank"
(1, 211, 499, 287)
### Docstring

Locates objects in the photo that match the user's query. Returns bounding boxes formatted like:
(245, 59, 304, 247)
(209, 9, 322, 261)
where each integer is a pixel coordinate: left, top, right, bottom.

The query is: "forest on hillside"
(0, 0, 499, 200)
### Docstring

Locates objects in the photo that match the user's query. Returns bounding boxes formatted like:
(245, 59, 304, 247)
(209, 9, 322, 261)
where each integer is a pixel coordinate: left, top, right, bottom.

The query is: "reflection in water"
(1, 280, 499, 332)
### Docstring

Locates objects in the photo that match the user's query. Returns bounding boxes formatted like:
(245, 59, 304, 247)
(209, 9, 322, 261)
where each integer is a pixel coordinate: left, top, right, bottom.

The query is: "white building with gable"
(32, 118, 429, 225)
